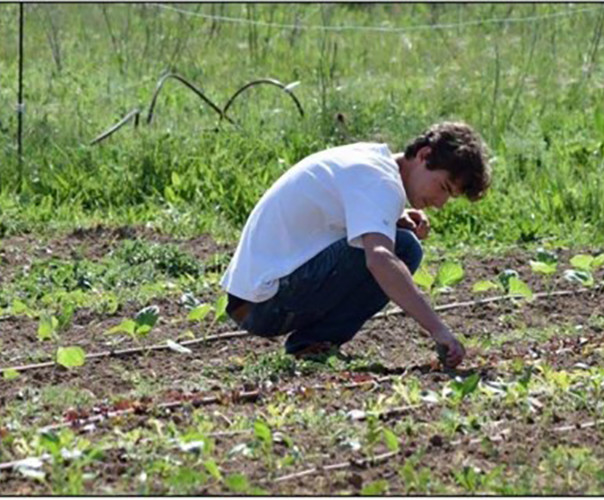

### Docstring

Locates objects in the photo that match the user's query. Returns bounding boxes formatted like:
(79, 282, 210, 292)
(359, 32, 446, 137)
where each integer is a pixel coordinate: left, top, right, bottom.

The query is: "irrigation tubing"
(221, 78, 305, 124)
(89, 108, 141, 145)
(36, 374, 401, 435)
(2, 285, 602, 374)
(146, 72, 230, 125)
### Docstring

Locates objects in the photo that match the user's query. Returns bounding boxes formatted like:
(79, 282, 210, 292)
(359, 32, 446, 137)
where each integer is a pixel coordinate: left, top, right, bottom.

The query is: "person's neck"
(393, 152, 411, 189)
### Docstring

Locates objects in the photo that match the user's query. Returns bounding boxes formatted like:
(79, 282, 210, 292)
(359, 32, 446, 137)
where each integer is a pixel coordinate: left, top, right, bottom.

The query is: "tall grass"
(0, 3, 603, 248)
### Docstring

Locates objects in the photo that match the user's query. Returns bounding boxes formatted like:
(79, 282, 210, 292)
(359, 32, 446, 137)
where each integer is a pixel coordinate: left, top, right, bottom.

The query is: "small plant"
(564, 252, 604, 288)
(472, 269, 533, 300)
(108, 305, 160, 338)
(414, 261, 465, 301)
(529, 248, 558, 294)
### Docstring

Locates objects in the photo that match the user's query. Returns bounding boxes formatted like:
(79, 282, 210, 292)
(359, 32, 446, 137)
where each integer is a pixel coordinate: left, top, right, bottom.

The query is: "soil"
(1, 228, 603, 494)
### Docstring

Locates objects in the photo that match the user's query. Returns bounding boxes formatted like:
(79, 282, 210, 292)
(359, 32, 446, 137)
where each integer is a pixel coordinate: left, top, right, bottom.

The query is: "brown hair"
(404, 122, 491, 201)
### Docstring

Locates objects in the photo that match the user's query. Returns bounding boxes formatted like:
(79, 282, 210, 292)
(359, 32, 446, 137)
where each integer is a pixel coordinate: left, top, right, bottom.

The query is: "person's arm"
(361, 232, 465, 367)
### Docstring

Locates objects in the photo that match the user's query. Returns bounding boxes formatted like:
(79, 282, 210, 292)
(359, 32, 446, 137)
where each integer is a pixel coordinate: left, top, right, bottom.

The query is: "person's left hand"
(397, 209, 431, 240)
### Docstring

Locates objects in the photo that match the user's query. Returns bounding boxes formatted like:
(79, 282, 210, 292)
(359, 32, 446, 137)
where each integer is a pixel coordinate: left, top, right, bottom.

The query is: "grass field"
(1, 3, 604, 494)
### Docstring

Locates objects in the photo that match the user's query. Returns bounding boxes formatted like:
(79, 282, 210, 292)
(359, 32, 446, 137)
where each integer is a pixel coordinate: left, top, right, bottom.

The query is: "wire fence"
(153, 3, 603, 34)
(1, 3, 603, 166)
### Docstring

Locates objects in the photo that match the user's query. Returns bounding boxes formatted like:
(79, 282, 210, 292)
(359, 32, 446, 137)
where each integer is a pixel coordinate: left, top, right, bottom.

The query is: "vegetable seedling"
(414, 261, 465, 302)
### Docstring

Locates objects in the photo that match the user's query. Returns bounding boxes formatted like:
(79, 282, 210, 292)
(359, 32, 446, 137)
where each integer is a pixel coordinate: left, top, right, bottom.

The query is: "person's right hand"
(432, 328, 466, 368)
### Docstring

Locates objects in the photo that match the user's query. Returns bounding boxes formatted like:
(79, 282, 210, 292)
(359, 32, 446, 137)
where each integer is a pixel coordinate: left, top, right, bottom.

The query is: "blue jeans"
(235, 229, 423, 354)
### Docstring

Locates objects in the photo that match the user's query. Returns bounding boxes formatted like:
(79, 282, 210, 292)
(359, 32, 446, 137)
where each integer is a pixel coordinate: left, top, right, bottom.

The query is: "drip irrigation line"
(37, 375, 400, 435)
(2, 285, 602, 374)
(39, 389, 261, 433)
(221, 78, 305, 124)
(154, 4, 601, 35)
(270, 418, 604, 485)
(89, 108, 140, 146)
(146, 72, 230, 125)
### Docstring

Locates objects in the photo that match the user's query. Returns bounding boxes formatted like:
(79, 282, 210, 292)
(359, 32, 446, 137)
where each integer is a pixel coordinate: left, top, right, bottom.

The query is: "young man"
(221, 122, 491, 368)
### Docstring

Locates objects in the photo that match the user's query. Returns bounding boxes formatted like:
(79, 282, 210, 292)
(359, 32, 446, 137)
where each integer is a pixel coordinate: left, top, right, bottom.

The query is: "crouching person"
(220, 122, 491, 367)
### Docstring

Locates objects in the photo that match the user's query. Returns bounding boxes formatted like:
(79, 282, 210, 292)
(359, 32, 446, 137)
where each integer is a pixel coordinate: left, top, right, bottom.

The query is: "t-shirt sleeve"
(340, 176, 405, 249)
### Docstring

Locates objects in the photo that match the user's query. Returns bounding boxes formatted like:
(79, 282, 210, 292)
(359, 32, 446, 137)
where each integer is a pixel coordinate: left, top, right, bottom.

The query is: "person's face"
(406, 147, 462, 210)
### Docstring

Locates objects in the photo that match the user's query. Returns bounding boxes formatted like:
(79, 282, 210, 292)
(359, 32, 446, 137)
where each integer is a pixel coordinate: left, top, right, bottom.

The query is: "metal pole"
(17, 2, 24, 186)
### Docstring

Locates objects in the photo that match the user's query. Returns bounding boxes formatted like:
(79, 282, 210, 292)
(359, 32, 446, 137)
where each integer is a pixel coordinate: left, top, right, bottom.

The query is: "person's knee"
(394, 229, 423, 274)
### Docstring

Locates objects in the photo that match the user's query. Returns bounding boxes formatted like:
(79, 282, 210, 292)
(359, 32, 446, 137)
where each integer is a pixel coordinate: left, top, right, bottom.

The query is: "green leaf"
(11, 299, 29, 316)
(57, 304, 75, 332)
(203, 459, 222, 481)
(508, 277, 533, 300)
(213, 295, 228, 323)
(498, 269, 519, 292)
(38, 314, 58, 341)
(593, 253, 604, 270)
(382, 428, 400, 452)
(564, 269, 594, 287)
(171, 171, 182, 187)
(188, 304, 212, 322)
(436, 262, 464, 287)
(529, 260, 556, 275)
(461, 373, 480, 398)
(361, 479, 389, 495)
(472, 280, 499, 293)
(570, 254, 594, 271)
(413, 267, 434, 292)
(536, 248, 558, 265)
(254, 420, 272, 444)
(3, 368, 19, 380)
(107, 319, 137, 335)
(225, 473, 250, 493)
(135, 306, 160, 329)
(56, 346, 86, 368)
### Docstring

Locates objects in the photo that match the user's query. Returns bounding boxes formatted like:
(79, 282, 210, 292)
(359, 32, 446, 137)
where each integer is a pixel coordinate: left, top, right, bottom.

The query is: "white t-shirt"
(220, 142, 407, 302)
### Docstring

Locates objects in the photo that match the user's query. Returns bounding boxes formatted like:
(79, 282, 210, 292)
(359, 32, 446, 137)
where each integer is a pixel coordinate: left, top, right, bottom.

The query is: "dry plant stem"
(2, 285, 602, 374)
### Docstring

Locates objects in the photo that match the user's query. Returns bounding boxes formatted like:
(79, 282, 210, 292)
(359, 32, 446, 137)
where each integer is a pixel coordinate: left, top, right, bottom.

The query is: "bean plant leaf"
(56, 346, 86, 368)
(38, 314, 58, 341)
(413, 267, 434, 292)
(135, 306, 160, 329)
(188, 304, 212, 322)
(203, 459, 222, 481)
(3, 368, 19, 380)
(213, 295, 228, 323)
(436, 262, 464, 287)
(498, 269, 519, 292)
(108, 319, 137, 335)
(472, 280, 499, 293)
(593, 253, 604, 269)
(529, 260, 556, 275)
(166, 340, 192, 354)
(382, 428, 400, 452)
(254, 420, 272, 444)
(564, 269, 594, 287)
(536, 248, 558, 264)
(508, 277, 533, 300)
(361, 479, 389, 495)
(452, 373, 480, 400)
(224, 473, 250, 493)
(570, 254, 594, 271)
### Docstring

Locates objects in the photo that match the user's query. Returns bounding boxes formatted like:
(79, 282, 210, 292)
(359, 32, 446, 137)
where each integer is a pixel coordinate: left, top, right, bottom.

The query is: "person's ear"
(417, 146, 432, 162)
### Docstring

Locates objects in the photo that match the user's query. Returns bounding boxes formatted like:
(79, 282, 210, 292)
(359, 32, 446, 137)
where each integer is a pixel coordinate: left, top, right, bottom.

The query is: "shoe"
(290, 341, 336, 360)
